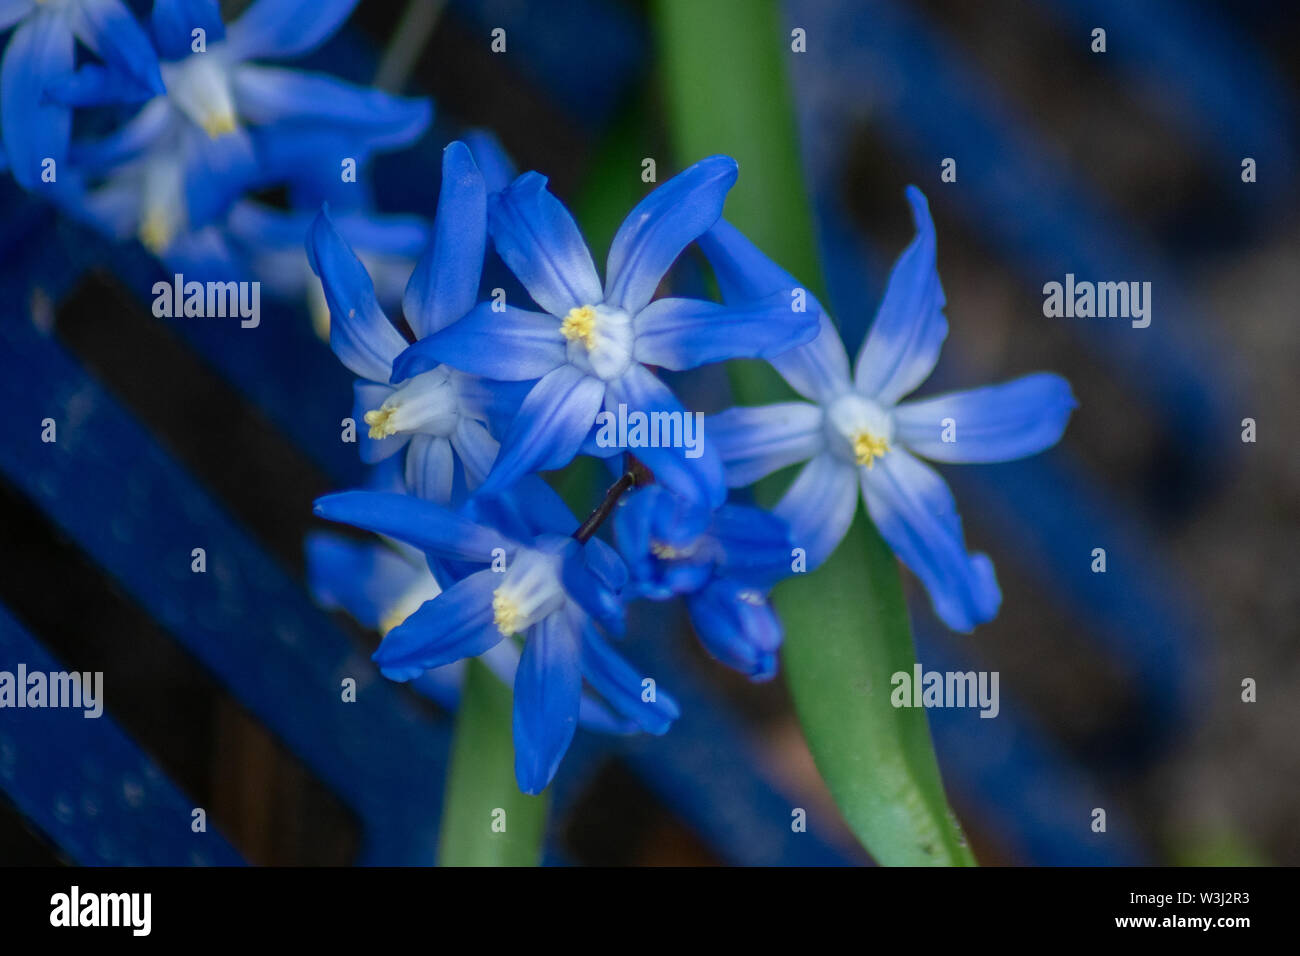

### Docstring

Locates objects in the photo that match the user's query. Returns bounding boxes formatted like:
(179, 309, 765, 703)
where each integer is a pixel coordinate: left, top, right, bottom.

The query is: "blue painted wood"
(0, 603, 244, 865)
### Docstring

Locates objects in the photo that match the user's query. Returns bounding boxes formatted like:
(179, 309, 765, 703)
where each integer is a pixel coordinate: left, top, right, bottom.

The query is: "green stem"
(437, 659, 548, 866)
(655, 0, 974, 865)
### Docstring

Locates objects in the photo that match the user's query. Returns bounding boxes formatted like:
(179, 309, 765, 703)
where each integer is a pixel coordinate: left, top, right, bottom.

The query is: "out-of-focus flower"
(701, 186, 1077, 632)
(0, 0, 162, 188)
(614, 484, 790, 679)
(390, 155, 821, 508)
(69, 0, 428, 255)
(313, 489, 679, 793)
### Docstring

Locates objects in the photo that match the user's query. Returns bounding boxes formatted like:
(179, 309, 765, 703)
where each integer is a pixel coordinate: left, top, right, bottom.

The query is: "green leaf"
(437, 659, 548, 866)
(654, 0, 974, 865)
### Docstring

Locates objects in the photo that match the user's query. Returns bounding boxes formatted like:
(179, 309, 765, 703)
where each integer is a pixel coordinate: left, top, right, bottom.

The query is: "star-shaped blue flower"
(701, 187, 1077, 632)
(390, 155, 822, 509)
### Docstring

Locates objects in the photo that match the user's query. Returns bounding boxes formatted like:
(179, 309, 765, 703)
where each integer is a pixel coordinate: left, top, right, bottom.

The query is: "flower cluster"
(0, 0, 429, 314)
(307, 138, 1076, 793)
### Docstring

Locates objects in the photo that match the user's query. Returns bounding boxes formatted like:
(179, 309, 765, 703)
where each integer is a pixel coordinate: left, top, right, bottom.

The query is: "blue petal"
(232, 65, 431, 148)
(698, 219, 852, 402)
(489, 171, 602, 317)
(604, 154, 737, 315)
(1, 10, 74, 189)
(860, 449, 1001, 632)
(463, 128, 516, 193)
(706, 401, 823, 487)
(224, 0, 357, 61)
(685, 579, 782, 680)
(513, 611, 583, 794)
(449, 416, 499, 489)
(71, 0, 163, 95)
(604, 363, 726, 508)
(351, 381, 406, 464)
(894, 373, 1077, 463)
(709, 505, 794, 588)
(467, 474, 580, 541)
(373, 569, 502, 680)
(477, 365, 606, 495)
(774, 452, 858, 570)
(313, 491, 514, 564)
(404, 434, 455, 504)
(854, 186, 948, 405)
(560, 543, 625, 636)
(307, 208, 409, 382)
(0, 3, 33, 33)
(305, 532, 422, 631)
(150, 0, 225, 60)
(391, 303, 563, 383)
(578, 623, 679, 734)
(632, 290, 819, 371)
(68, 97, 170, 169)
(403, 141, 487, 338)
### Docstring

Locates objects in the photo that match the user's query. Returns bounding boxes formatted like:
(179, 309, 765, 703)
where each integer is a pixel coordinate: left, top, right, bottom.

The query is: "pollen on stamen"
(201, 111, 238, 139)
(492, 589, 520, 636)
(560, 305, 598, 350)
(363, 407, 398, 440)
(138, 209, 173, 254)
(852, 429, 890, 468)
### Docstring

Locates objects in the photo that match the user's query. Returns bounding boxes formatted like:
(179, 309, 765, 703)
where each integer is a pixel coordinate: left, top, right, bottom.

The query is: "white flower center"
(825, 392, 894, 468)
(161, 49, 239, 138)
(363, 367, 460, 440)
(491, 549, 566, 636)
(560, 303, 633, 381)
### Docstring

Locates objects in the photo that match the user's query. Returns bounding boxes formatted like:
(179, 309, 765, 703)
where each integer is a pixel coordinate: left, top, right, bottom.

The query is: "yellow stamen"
(560, 305, 598, 350)
(201, 111, 238, 139)
(363, 407, 398, 440)
(852, 429, 890, 468)
(138, 208, 173, 254)
(737, 589, 765, 607)
(492, 589, 520, 636)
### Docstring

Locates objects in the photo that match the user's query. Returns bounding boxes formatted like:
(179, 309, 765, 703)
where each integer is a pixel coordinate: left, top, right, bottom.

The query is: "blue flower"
(614, 484, 790, 679)
(390, 155, 822, 509)
(313, 489, 679, 793)
(1, 0, 162, 188)
(701, 187, 1077, 632)
(308, 141, 514, 505)
(68, 0, 428, 254)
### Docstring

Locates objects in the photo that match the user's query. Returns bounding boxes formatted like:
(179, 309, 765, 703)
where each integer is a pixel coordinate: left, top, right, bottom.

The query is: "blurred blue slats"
(1039, 0, 1297, 189)
(0, 309, 448, 865)
(788, 0, 1239, 466)
(0, 603, 245, 866)
(915, 623, 1150, 865)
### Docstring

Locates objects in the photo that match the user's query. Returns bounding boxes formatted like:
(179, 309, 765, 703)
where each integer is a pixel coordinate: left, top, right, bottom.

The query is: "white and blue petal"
(224, 0, 357, 61)
(478, 365, 606, 495)
(513, 611, 583, 794)
(391, 303, 564, 383)
(403, 140, 487, 338)
(707, 401, 823, 487)
(698, 219, 853, 402)
(488, 171, 602, 317)
(860, 449, 1001, 632)
(372, 569, 503, 680)
(404, 434, 455, 504)
(853, 186, 948, 405)
(894, 373, 1077, 463)
(773, 452, 858, 570)
(631, 289, 819, 371)
(307, 208, 409, 381)
(0, 2, 33, 33)
(603, 154, 737, 315)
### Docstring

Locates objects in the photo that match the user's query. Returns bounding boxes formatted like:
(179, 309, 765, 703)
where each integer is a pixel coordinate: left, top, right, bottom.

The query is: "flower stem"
(437, 659, 548, 866)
